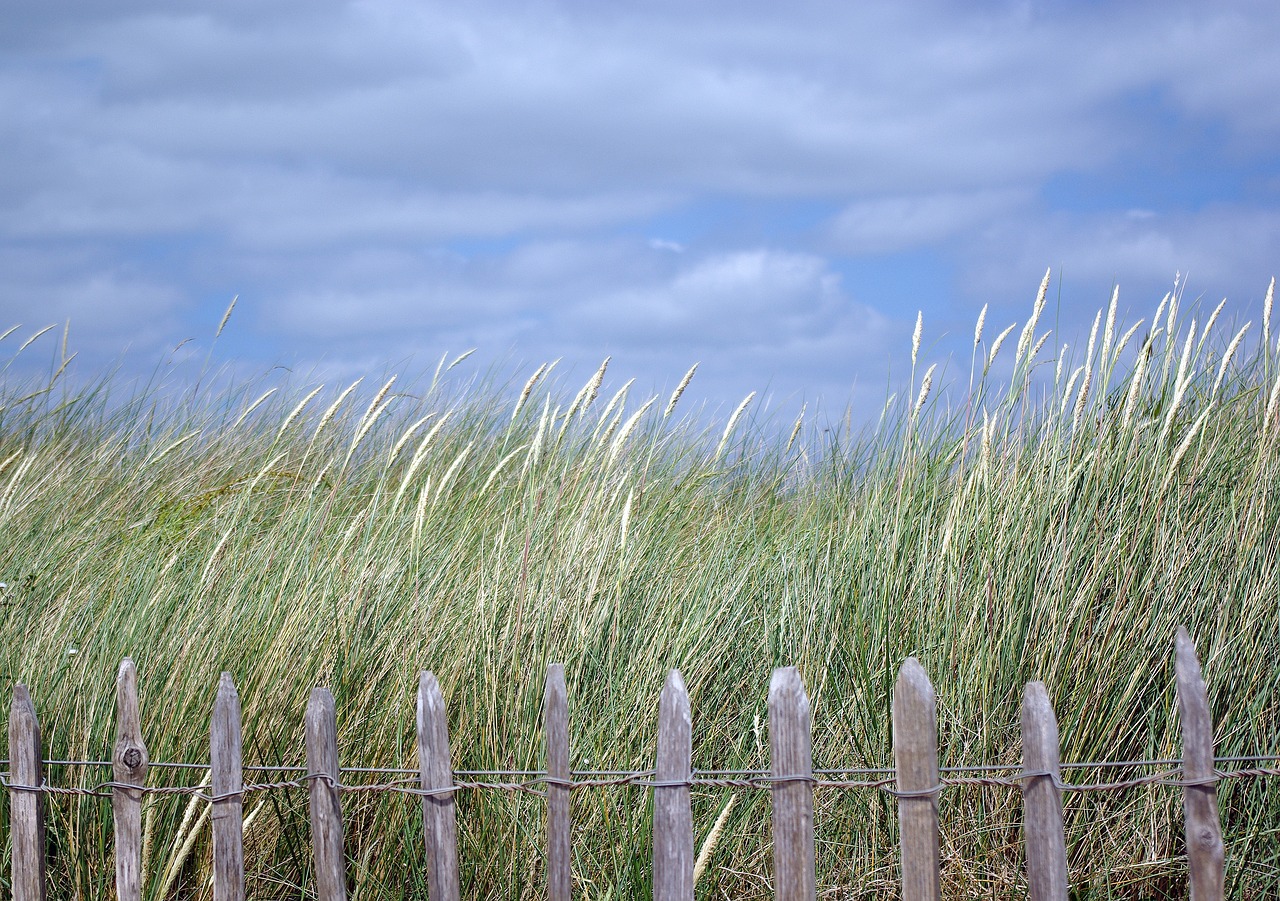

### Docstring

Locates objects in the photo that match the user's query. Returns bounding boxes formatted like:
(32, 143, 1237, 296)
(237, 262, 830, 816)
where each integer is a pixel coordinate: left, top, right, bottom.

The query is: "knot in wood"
(1196, 828, 1221, 850)
(124, 748, 143, 769)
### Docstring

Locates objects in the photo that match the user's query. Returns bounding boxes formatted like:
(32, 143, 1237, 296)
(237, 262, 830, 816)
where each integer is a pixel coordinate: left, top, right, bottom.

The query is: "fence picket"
(112, 659, 148, 901)
(544, 664, 572, 901)
(1021, 681, 1067, 899)
(418, 672, 460, 901)
(212, 673, 245, 901)
(1175, 626, 1225, 901)
(768, 666, 815, 901)
(306, 687, 346, 901)
(654, 669, 693, 900)
(9, 684, 47, 901)
(893, 658, 940, 901)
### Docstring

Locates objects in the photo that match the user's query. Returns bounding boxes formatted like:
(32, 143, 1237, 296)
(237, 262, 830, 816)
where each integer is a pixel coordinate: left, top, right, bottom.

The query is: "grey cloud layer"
(1, 0, 1277, 418)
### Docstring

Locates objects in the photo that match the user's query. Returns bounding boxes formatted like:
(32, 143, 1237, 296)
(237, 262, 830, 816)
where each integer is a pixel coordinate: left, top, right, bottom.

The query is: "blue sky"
(3, 0, 1279, 424)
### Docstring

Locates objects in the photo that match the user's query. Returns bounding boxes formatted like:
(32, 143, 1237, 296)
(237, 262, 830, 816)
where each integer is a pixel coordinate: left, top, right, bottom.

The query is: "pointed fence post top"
(11, 682, 34, 716)
(307, 686, 335, 716)
(769, 666, 809, 713)
(114, 658, 147, 776)
(418, 671, 445, 718)
(544, 663, 566, 708)
(894, 658, 934, 706)
(1175, 625, 1204, 683)
(1021, 681, 1056, 729)
(116, 659, 142, 739)
(660, 668, 690, 724)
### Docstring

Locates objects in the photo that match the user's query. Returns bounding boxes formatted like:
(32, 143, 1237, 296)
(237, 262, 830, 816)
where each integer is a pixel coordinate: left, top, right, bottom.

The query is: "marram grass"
(2, 275, 1280, 899)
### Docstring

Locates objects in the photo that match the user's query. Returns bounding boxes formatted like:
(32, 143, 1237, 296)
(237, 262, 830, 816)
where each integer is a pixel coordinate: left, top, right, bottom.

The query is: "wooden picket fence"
(3, 626, 1237, 900)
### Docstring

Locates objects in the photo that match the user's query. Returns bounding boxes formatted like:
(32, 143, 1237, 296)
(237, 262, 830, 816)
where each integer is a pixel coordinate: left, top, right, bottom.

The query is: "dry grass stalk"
(664, 363, 699, 419)
(609, 397, 657, 466)
(714, 392, 756, 461)
(1213, 323, 1251, 396)
(216, 296, 237, 339)
(912, 364, 936, 421)
(787, 404, 806, 453)
(987, 323, 1017, 369)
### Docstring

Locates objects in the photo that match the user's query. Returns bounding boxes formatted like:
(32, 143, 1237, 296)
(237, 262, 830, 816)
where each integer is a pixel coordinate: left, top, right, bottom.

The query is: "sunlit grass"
(1, 272, 1279, 898)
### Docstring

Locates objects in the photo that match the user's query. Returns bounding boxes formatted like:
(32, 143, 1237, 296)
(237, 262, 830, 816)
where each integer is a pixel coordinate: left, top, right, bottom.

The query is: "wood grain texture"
(211, 673, 245, 901)
(112, 659, 149, 901)
(1176, 627, 1225, 901)
(9, 684, 47, 901)
(892, 658, 940, 901)
(306, 687, 347, 901)
(544, 664, 572, 901)
(768, 667, 815, 901)
(1021, 681, 1067, 900)
(654, 669, 693, 901)
(418, 672, 460, 901)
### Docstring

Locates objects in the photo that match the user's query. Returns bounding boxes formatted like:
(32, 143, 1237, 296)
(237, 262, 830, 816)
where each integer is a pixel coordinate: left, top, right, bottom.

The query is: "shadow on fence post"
(1176, 627, 1225, 901)
(893, 658, 940, 901)
(1021, 681, 1067, 900)
(769, 666, 815, 901)
(544, 664, 571, 901)
(113, 659, 148, 901)
(9, 683, 47, 901)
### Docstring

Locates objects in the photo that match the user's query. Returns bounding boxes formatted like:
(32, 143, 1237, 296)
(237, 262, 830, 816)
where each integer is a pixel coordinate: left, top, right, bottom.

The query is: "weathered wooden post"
(545, 664, 572, 901)
(113, 659, 149, 901)
(654, 669, 693, 900)
(893, 658, 940, 901)
(9, 684, 47, 901)
(306, 687, 346, 901)
(418, 672, 460, 901)
(1175, 627, 1225, 901)
(1021, 681, 1067, 899)
(768, 667, 815, 901)
(211, 673, 245, 901)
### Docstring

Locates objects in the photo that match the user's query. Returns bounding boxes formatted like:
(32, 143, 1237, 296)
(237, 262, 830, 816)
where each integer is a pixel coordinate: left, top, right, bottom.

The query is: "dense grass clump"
(2, 274, 1280, 898)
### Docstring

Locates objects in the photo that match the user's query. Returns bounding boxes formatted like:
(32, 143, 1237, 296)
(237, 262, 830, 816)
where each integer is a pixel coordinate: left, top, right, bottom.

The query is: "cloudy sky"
(3, 0, 1279, 424)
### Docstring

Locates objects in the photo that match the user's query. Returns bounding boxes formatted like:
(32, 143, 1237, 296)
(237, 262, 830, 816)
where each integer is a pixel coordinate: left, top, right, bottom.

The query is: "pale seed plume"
(609, 396, 658, 465)
(987, 323, 1018, 369)
(715, 392, 756, 461)
(1099, 286, 1118, 368)
(694, 795, 736, 884)
(973, 303, 988, 350)
(1203, 297, 1228, 345)
(912, 364, 936, 420)
(1072, 366, 1092, 433)
(1160, 405, 1213, 494)
(231, 387, 278, 431)
(216, 295, 237, 338)
(446, 348, 476, 371)
(1213, 322, 1251, 396)
(912, 311, 923, 366)
(664, 363, 699, 419)
(1029, 330, 1052, 362)
(569, 357, 610, 419)
(277, 384, 325, 441)
(1113, 320, 1144, 363)
(787, 404, 806, 453)
(1265, 277, 1275, 351)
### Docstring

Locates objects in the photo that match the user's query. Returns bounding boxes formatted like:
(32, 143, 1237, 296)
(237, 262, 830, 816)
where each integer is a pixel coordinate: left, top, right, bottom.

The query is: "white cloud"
(827, 189, 1032, 255)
